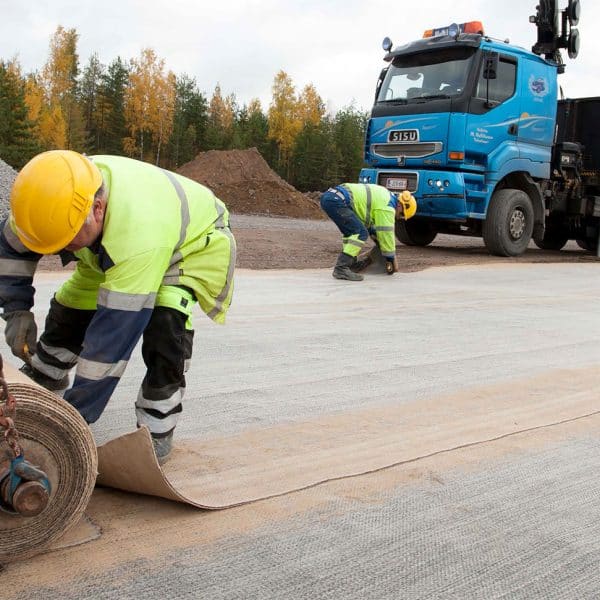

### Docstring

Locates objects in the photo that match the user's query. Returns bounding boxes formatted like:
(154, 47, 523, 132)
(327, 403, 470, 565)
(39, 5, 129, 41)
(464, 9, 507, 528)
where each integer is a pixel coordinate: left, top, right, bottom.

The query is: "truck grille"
(372, 142, 443, 159)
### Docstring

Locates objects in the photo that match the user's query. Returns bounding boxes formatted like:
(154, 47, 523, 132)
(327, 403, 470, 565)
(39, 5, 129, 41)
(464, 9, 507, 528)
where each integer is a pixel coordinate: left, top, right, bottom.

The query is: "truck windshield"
(378, 47, 477, 103)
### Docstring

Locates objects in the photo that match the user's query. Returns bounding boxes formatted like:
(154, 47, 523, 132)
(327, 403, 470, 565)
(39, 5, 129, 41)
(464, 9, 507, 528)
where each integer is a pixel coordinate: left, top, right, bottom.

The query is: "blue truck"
(359, 0, 600, 256)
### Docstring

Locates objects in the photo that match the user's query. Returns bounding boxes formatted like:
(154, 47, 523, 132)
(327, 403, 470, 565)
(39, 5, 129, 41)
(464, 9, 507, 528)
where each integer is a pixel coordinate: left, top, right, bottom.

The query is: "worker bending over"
(0, 150, 236, 464)
(320, 183, 416, 281)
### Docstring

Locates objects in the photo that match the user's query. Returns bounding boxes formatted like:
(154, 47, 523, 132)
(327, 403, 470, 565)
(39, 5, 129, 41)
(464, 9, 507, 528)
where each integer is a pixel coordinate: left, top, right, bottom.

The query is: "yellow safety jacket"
(339, 184, 397, 258)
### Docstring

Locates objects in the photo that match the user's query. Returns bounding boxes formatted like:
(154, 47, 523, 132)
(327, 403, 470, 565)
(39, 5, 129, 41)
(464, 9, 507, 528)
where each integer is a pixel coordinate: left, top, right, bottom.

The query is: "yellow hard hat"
(10, 150, 102, 254)
(398, 190, 417, 219)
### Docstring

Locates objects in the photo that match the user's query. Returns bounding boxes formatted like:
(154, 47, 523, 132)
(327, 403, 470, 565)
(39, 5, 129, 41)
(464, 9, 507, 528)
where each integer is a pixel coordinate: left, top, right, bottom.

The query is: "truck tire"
(483, 189, 533, 256)
(576, 238, 598, 253)
(395, 219, 437, 246)
(534, 228, 569, 251)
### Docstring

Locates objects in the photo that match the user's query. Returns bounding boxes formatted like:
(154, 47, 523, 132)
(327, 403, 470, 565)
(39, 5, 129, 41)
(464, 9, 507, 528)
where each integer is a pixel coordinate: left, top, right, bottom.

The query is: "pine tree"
(0, 60, 39, 168)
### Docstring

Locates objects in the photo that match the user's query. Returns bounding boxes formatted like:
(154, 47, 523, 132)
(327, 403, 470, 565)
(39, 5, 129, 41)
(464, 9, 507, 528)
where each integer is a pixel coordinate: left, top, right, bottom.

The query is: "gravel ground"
(0, 157, 16, 221)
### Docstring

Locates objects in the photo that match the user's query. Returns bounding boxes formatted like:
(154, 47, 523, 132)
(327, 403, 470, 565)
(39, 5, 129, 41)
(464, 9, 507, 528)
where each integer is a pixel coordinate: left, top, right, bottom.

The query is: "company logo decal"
(529, 75, 549, 98)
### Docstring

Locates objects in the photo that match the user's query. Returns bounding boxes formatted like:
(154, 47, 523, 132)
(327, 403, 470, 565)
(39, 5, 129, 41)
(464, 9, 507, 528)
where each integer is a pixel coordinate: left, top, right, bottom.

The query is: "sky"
(1, 0, 599, 114)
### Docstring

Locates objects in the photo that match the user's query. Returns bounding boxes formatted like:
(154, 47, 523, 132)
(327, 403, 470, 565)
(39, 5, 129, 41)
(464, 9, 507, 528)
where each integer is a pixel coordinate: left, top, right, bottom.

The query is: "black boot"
(19, 362, 70, 392)
(333, 253, 363, 281)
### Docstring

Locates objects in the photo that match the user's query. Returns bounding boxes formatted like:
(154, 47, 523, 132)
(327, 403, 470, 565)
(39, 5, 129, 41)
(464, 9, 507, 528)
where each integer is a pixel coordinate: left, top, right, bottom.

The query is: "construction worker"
(0, 150, 236, 464)
(320, 183, 417, 281)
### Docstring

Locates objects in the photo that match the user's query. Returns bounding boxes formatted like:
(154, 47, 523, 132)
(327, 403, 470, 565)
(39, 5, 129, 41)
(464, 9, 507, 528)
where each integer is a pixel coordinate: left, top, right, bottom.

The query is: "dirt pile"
(177, 148, 325, 220)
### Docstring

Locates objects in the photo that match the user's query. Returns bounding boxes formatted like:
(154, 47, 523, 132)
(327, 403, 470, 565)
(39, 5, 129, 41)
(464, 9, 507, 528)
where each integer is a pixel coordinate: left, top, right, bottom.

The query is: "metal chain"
(0, 355, 22, 458)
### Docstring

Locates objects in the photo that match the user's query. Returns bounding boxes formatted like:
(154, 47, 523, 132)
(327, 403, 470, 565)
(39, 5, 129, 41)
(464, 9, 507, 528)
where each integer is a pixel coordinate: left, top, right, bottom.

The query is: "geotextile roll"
(0, 363, 97, 563)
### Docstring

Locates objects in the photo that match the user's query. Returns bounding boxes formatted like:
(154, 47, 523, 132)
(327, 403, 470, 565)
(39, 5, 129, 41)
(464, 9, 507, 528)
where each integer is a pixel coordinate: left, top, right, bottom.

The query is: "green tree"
(333, 104, 368, 183)
(79, 53, 104, 152)
(0, 60, 39, 168)
(96, 57, 129, 154)
(291, 118, 336, 192)
(168, 74, 208, 166)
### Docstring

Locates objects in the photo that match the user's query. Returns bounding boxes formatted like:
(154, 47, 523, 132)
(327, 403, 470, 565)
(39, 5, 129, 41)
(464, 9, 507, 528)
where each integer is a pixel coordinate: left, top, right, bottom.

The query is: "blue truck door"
(517, 57, 557, 178)
(464, 53, 520, 187)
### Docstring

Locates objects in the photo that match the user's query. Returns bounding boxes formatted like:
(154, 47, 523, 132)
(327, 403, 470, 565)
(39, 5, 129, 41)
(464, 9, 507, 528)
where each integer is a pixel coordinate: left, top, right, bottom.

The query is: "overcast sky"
(1, 0, 598, 113)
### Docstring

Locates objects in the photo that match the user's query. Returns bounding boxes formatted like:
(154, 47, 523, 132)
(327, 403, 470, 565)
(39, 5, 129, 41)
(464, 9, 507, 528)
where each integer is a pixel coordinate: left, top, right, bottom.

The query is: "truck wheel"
(483, 189, 533, 256)
(395, 219, 437, 246)
(534, 228, 569, 251)
(576, 238, 598, 253)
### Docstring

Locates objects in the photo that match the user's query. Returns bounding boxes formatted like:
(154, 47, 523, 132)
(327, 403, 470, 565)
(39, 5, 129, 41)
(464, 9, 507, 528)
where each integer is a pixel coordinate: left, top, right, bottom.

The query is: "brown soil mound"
(177, 148, 324, 220)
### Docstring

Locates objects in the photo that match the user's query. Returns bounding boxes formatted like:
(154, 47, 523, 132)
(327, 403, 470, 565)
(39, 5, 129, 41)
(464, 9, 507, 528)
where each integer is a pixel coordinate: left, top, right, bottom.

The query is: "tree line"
(0, 26, 368, 191)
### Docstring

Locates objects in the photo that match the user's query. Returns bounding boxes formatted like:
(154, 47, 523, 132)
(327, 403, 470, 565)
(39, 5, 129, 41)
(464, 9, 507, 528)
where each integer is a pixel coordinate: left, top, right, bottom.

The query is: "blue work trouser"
(320, 188, 369, 257)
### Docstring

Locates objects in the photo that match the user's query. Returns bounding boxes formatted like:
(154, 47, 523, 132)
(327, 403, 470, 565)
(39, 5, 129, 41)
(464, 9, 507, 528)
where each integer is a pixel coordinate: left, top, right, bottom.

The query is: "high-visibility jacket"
(339, 184, 397, 258)
(0, 155, 236, 415)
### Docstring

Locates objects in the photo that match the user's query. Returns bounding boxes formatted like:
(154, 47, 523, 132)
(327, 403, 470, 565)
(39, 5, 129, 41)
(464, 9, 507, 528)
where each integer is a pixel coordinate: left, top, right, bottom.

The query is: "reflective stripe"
(375, 226, 395, 232)
(135, 407, 180, 434)
(0, 257, 37, 277)
(343, 238, 363, 248)
(135, 387, 182, 414)
(39, 339, 79, 365)
(381, 252, 396, 259)
(3, 221, 30, 253)
(213, 193, 227, 228)
(364, 185, 372, 229)
(97, 288, 156, 311)
(77, 357, 128, 380)
(161, 170, 190, 252)
(207, 226, 236, 320)
(31, 354, 70, 380)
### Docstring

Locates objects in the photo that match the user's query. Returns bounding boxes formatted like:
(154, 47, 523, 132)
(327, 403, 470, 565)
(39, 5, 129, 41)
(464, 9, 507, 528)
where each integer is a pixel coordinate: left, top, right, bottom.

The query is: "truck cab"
(360, 11, 597, 256)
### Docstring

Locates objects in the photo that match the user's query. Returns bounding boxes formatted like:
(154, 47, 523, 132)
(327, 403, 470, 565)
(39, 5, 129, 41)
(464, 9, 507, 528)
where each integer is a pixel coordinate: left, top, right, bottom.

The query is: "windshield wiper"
(380, 98, 408, 105)
(413, 93, 452, 100)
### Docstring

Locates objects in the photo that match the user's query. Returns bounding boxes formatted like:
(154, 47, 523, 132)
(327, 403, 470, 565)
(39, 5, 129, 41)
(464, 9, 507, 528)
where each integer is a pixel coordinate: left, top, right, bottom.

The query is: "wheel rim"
(509, 208, 526, 240)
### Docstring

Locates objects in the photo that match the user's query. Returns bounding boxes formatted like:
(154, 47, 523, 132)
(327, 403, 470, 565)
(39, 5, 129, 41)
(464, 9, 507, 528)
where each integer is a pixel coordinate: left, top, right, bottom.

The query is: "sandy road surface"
(3, 262, 600, 598)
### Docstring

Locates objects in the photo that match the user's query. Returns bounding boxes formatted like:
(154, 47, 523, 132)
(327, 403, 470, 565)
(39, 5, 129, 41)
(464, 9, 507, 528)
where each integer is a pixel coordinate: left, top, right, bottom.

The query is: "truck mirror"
(483, 52, 499, 79)
(375, 67, 388, 100)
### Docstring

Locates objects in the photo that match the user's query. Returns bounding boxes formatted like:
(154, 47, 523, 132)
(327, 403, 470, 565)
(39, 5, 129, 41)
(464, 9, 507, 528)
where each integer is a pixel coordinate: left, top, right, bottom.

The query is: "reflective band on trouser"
(135, 387, 183, 435)
(76, 357, 128, 380)
(31, 353, 71, 381)
(342, 235, 364, 257)
(0, 257, 37, 277)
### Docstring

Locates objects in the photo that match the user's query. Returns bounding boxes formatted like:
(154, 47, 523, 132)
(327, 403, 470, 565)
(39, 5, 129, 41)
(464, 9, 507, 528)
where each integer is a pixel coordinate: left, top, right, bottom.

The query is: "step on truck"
(359, 0, 600, 256)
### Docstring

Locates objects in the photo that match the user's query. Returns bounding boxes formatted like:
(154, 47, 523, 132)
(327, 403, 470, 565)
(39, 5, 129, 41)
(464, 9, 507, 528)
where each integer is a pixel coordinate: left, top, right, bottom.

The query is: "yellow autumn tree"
(267, 70, 302, 172)
(124, 48, 176, 164)
(205, 84, 236, 149)
(297, 83, 324, 127)
(37, 26, 85, 150)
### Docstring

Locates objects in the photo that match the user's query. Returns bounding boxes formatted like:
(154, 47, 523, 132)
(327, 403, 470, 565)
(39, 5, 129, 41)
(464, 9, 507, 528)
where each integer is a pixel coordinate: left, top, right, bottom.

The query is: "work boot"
(19, 363, 70, 392)
(151, 432, 173, 465)
(333, 253, 363, 281)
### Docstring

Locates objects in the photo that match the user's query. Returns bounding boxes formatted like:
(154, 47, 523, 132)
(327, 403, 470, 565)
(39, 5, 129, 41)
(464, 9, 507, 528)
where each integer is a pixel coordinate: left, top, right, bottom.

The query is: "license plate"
(387, 178, 408, 190)
(388, 129, 418, 142)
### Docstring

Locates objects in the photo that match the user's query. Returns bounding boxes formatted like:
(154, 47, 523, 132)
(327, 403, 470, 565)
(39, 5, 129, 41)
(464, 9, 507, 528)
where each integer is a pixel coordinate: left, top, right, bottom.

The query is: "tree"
(97, 57, 129, 154)
(291, 118, 336, 192)
(123, 48, 176, 164)
(204, 84, 236, 150)
(333, 104, 368, 183)
(168, 74, 208, 167)
(267, 70, 301, 176)
(39, 26, 86, 151)
(79, 53, 104, 151)
(0, 60, 39, 168)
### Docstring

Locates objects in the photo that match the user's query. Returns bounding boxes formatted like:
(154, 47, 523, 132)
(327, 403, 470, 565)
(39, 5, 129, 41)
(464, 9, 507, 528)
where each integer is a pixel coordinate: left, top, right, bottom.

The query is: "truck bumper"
(359, 168, 488, 220)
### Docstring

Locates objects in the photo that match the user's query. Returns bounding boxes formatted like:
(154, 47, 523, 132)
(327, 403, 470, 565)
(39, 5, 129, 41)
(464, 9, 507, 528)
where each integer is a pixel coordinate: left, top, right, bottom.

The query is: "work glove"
(385, 257, 399, 275)
(3, 310, 37, 362)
